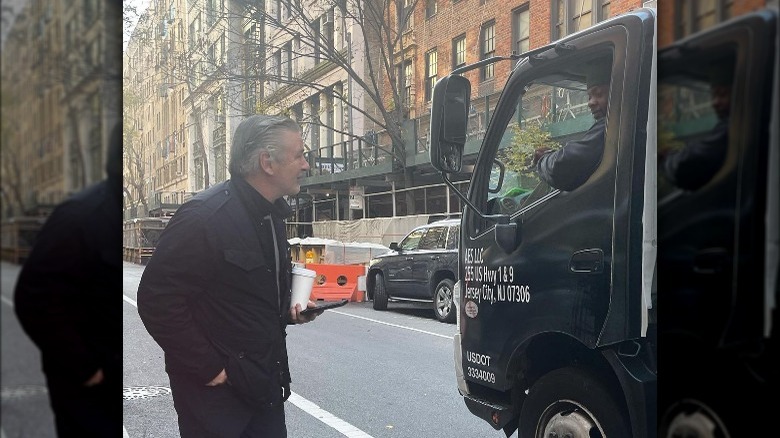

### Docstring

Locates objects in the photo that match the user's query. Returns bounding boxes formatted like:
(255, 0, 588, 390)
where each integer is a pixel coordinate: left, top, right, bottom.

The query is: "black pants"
(47, 378, 121, 438)
(169, 374, 286, 438)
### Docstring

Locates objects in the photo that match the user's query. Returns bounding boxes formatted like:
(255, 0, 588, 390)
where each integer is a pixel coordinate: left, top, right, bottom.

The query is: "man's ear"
(259, 151, 274, 175)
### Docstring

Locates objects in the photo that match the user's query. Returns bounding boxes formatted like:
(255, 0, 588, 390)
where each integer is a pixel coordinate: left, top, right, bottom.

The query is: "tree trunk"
(68, 110, 88, 189)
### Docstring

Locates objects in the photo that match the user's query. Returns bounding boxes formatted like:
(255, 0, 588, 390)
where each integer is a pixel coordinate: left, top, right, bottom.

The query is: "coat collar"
(230, 177, 293, 219)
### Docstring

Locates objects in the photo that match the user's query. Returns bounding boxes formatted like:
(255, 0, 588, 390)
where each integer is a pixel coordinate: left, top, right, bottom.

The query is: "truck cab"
(429, 7, 656, 438)
(657, 9, 777, 436)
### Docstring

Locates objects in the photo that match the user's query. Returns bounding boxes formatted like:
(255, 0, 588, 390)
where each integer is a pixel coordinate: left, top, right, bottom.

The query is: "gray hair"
(229, 115, 302, 177)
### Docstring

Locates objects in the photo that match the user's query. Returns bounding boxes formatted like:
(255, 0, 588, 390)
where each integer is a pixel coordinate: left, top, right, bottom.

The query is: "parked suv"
(367, 219, 459, 323)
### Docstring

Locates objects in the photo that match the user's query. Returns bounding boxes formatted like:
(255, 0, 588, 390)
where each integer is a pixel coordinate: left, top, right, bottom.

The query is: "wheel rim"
(435, 283, 452, 318)
(663, 399, 730, 438)
(537, 400, 605, 438)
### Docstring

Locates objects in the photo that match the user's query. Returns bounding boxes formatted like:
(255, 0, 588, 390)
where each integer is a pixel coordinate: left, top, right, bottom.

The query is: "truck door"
(460, 11, 654, 392)
(657, 10, 777, 435)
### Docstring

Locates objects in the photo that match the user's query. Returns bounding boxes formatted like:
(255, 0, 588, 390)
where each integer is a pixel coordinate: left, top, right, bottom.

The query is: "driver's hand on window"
(533, 147, 553, 166)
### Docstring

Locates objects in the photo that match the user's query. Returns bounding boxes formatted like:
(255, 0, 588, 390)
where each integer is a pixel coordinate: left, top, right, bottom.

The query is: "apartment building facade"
(122, 0, 772, 226)
(1, 0, 121, 219)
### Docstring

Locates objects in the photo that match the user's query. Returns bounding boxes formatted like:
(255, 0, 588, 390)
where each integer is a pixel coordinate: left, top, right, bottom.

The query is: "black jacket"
(137, 179, 294, 408)
(662, 117, 729, 191)
(13, 180, 123, 386)
(537, 117, 606, 191)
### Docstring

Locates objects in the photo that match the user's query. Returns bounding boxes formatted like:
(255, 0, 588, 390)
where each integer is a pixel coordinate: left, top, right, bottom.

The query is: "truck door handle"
(569, 249, 604, 273)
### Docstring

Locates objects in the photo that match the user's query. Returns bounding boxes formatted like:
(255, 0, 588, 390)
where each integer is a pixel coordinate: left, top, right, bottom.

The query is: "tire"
(433, 278, 456, 323)
(372, 272, 388, 310)
(519, 367, 629, 438)
(661, 398, 732, 438)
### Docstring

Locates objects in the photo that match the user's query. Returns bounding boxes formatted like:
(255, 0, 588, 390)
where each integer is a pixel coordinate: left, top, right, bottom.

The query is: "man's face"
(587, 84, 610, 120)
(710, 84, 731, 119)
(271, 130, 309, 197)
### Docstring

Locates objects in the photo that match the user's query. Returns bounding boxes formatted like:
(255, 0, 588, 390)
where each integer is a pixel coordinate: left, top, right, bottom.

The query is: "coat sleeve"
(662, 118, 729, 191)
(136, 203, 225, 384)
(13, 202, 100, 385)
(536, 118, 606, 191)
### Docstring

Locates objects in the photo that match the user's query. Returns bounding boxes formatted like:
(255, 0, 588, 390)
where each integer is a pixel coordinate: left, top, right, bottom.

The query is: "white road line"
(123, 426, 130, 438)
(288, 392, 374, 438)
(327, 310, 454, 339)
(0, 295, 13, 307)
(123, 295, 138, 308)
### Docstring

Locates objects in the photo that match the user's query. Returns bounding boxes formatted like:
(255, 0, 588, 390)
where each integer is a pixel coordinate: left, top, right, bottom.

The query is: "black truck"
(429, 4, 777, 437)
(656, 9, 777, 437)
(429, 7, 657, 437)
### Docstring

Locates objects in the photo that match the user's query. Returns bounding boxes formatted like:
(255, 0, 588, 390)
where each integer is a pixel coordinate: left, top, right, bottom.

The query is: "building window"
(675, 0, 733, 39)
(426, 0, 437, 19)
(213, 126, 226, 182)
(398, 60, 413, 115)
(425, 49, 438, 102)
(311, 19, 321, 64)
(283, 41, 292, 80)
(400, 0, 414, 32)
(453, 34, 466, 69)
(323, 8, 335, 51)
(207, 0, 218, 28)
(512, 6, 530, 55)
(552, 0, 611, 40)
(404, 60, 413, 107)
(481, 21, 495, 80)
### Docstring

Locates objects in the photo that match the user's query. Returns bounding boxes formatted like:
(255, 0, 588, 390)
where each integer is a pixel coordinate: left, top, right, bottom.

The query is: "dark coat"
(13, 180, 123, 436)
(137, 179, 294, 415)
(662, 117, 729, 190)
(537, 117, 607, 191)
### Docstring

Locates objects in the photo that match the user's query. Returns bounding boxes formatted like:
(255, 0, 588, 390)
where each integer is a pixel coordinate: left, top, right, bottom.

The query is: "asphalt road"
(1, 262, 57, 438)
(123, 262, 506, 438)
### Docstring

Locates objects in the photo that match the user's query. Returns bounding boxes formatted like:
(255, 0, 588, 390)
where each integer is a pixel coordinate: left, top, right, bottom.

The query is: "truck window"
(484, 57, 614, 219)
(658, 53, 735, 196)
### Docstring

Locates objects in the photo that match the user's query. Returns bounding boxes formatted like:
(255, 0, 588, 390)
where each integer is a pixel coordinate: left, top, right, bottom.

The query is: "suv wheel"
(433, 278, 455, 323)
(372, 272, 388, 310)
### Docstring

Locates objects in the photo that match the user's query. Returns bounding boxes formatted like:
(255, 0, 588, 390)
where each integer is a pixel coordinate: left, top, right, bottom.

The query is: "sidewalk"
(1, 262, 56, 438)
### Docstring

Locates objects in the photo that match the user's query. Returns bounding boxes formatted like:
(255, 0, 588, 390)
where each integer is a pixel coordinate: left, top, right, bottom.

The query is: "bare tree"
(122, 84, 150, 216)
(233, 0, 421, 212)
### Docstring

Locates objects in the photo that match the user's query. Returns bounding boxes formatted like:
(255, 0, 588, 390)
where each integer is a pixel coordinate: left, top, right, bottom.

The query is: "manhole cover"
(123, 386, 172, 400)
(1, 385, 48, 400)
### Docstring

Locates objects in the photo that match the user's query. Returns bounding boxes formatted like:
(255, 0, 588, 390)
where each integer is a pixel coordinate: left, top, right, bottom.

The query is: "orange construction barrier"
(305, 263, 367, 302)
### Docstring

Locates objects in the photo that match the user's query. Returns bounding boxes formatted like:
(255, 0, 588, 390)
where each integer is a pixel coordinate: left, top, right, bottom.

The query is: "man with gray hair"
(138, 114, 316, 437)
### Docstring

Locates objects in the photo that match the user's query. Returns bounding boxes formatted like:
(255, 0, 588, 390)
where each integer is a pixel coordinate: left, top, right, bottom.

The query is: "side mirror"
(429, 75, 471, 173)
(389, 242, 400, 251)
(488, 159, 505, 194)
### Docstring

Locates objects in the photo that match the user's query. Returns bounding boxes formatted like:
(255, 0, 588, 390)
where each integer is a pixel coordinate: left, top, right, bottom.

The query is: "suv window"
(446, 225, 460, 250)
(399, 228, 425, 251)
(418, 226, 447, 250)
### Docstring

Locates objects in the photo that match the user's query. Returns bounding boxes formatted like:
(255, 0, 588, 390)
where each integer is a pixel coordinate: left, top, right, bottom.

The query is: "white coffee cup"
(290, 266, 316, 310)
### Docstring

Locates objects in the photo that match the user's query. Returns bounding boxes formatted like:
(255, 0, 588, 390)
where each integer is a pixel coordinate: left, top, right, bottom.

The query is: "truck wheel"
(519, 367, 629, 438)
(433, 278, 455, 323)
(372, 272, 388, 310)
(661, 399, 731, 438)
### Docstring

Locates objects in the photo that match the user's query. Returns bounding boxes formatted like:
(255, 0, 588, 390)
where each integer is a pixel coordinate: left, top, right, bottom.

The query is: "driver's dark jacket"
(536, 117, 606, 191)
(137, 178, 294, 409)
